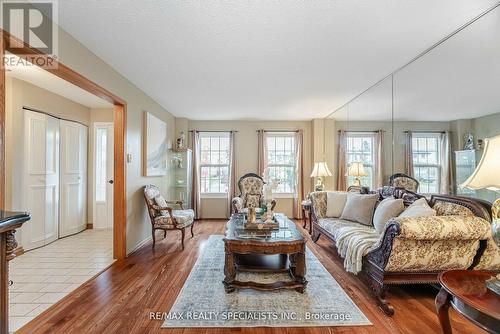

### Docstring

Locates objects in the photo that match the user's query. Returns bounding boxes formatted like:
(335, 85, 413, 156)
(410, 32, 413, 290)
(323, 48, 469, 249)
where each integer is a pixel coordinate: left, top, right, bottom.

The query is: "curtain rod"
(189, 130, 238, 133)
(256, 130, 300, 133)
(337, 130, 385, 133)
(404, 130, 446, 134)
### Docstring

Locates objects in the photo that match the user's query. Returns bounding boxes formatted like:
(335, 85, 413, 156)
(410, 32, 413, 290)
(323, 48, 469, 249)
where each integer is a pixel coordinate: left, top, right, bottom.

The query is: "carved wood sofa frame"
(311, 186, 492, 316)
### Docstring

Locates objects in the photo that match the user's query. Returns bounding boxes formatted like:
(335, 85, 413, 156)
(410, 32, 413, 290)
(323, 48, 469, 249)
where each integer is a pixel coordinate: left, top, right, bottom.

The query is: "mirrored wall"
(327, 4, 500, 203)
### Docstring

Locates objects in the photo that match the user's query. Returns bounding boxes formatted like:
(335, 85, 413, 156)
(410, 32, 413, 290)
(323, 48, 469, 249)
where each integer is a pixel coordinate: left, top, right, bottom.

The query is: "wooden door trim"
(0, 29, 127, 260)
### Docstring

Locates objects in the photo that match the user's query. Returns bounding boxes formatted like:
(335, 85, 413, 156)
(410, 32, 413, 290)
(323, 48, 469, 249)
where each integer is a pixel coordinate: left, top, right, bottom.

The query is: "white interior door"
(59, 120, 88, 237)
(22, 110, 60, 251)
(93, 123, 114, 229)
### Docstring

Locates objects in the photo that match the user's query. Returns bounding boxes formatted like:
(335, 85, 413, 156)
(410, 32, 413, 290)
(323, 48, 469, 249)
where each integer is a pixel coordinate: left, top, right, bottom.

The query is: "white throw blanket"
(333, 226, 381, 274)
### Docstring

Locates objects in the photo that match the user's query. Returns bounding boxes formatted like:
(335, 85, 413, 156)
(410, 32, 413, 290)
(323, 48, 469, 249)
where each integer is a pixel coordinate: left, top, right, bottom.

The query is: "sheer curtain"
(257, 130, 267, 177)
(191, 131, 201, 219)
(337, 130, 347, 191)
(293, 130, 304, 219)
(227, 131, 237, 218)
(405, 131, 414, 177)
(440, 131, 453, 194)
(374, 130, 384, 188)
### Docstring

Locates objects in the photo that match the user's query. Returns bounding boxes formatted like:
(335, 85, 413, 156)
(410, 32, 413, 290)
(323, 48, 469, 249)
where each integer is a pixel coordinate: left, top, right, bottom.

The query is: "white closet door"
(22, 110, 60, 251)
(59, 120, 88, 237)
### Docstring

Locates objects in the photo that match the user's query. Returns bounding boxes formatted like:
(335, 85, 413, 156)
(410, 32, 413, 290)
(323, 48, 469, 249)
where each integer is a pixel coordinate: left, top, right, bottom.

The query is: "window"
(412, 133, 441, 193)
(95, 127, 107, 202)
(345, 133, 375, 188)
(199, 132, 230, 195)
(266, 133, 296, 194)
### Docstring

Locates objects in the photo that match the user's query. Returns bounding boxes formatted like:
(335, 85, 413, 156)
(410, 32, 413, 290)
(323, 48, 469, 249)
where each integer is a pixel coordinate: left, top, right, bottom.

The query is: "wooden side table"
(301, 200, 312, 235)
(435, 270, 500, 334)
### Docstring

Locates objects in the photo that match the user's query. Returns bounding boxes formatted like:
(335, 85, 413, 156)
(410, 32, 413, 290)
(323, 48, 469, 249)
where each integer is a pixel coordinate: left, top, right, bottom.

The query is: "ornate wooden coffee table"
(223, 213, 307, 293)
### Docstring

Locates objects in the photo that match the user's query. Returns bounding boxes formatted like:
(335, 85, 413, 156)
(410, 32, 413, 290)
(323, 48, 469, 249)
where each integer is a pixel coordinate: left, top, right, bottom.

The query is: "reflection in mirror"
(328, 76, 393, 192)
(393, 5, 500, 202)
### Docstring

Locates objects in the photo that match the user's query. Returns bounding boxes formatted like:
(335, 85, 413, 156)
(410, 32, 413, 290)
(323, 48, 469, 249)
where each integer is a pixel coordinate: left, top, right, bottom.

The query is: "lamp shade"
(462, 134, 500, 191)
(347, 162, 368, 177)
(310, 162, 333, 177)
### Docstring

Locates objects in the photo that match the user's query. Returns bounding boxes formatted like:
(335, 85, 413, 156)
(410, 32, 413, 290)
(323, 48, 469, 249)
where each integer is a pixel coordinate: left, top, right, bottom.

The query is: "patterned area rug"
(162, 235, 371, 328)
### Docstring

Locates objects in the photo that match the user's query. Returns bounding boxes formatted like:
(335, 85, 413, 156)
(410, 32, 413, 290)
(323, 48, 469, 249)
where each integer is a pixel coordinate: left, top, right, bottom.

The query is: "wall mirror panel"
(393, 5, 500, 202)
(328, 76, 394, 191)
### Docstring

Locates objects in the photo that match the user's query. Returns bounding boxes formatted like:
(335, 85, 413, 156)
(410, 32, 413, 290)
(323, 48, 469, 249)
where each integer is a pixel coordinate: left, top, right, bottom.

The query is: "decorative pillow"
(399, 198, 436, 218)
(433, 200, 474, 217)
(245, 194, 261, 208)
(154, 195, 169, 216)
(326, 192, 348, 218)
(340, 193, 379, 226)
(373, 197, 405, 233)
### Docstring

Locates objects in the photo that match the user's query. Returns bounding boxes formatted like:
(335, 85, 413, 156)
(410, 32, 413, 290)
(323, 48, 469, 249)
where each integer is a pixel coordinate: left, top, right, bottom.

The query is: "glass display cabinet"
(169, 148, 193, 209)
(454, 149, 481, 197)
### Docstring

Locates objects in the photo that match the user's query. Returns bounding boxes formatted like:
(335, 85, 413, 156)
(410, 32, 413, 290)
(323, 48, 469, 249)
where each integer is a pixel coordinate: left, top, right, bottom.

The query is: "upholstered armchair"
(389, 173, 419, 192)
(143, 185, 195, 250)
(232, 173, 276, 213)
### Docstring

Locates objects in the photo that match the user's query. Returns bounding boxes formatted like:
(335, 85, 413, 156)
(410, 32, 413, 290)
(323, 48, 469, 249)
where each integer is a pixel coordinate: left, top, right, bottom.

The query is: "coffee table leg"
(223, 247, 236, 293)
(435, 287, 452, 334)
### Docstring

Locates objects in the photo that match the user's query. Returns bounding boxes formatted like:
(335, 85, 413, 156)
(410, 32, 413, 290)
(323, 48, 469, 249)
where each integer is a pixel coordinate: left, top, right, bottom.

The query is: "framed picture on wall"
(143, 111, 168, 176)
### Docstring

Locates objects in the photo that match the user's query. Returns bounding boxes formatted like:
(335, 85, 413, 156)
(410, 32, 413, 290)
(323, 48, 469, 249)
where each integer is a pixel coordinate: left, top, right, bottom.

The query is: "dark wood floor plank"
(15, 220, 484, 334)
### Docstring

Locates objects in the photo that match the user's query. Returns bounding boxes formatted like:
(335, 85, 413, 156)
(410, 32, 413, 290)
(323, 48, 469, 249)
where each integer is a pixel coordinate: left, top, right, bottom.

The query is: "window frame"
(199, 132, 231, 198)
(265, 132, 296, 197)
(345, 132, 376, 189)
(411, 132, 441, 194)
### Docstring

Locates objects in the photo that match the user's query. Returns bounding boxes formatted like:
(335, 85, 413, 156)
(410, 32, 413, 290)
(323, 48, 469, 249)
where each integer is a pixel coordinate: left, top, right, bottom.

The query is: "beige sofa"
(310, 186, 500, 316)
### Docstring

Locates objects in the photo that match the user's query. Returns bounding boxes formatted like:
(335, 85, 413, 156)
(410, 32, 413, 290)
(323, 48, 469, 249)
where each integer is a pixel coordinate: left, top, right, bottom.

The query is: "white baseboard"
(127, 235, 152, 256)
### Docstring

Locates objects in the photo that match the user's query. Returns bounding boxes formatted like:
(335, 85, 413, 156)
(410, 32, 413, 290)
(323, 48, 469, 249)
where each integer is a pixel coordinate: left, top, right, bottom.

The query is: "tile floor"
(8, 229, 114, 332)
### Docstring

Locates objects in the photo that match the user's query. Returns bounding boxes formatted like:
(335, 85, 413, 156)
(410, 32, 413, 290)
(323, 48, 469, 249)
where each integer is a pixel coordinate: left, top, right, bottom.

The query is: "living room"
(0, 1, 499, 334)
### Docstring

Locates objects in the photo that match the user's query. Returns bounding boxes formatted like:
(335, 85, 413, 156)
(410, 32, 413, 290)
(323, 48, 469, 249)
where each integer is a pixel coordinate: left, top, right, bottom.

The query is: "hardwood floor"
(17, 220, 484, 334)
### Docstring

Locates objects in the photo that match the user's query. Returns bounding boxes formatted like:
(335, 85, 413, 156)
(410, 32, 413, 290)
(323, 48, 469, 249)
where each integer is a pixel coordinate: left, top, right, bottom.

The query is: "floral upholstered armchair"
(143, 185, 195, 250)
(232, 173, 276, 213)
(389, 173, 419, 192)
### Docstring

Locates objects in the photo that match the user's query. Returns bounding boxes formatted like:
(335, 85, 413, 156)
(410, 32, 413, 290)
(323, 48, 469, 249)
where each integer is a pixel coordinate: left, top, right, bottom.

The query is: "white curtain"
(227, 131, 236, 218)
(405, 131, 414, 177)
(191, 131, 201, 219)
(440, 131, 453, 194)
(257, 130, 267, 177)
(337, 130, 347, 191)
(293, 130, 304, 219)
(374, 130, 384, 188)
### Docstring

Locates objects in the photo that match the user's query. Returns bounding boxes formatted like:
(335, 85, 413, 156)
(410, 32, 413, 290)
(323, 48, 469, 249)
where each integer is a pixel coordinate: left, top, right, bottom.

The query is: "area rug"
(162, 235, 371, 328)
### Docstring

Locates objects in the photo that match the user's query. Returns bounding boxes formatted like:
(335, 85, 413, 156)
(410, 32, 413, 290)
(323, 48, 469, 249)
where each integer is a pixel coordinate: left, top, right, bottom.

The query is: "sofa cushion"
(373, 197, 404, 233)
(154, 195, 169, 216)
(399, 198, 436, 218)
(340, 193, 379, 226)
(326, 192, 348, 218)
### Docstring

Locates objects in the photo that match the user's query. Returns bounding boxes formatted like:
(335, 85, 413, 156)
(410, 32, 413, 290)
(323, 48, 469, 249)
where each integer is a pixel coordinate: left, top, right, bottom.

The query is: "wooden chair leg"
(180, 228, 185, 250)
(163, 229, 167, 238)
(190, 221, 195, 238)
(152, 228, 156, 248)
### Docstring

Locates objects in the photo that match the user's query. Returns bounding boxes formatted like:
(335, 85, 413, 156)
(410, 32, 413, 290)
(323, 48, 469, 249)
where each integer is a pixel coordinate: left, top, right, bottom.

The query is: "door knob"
(108, 180, 114, 184)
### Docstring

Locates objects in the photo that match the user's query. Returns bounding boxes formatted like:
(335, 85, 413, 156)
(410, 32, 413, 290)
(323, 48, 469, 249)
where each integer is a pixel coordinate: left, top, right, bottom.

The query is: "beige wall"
(5, 77, 92, 215)
(185, 120, 313, 218)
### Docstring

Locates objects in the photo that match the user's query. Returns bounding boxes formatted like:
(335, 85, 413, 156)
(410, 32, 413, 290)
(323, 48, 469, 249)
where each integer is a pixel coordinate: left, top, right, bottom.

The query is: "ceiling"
(52, 0, 498, 120)
(6, 55, 113, 108)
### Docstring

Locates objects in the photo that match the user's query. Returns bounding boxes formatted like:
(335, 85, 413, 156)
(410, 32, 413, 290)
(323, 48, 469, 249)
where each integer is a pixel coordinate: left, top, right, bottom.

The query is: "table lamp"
(347, 162, 368, 187)
(461, 134, 500, 294)
(310, 162, 332, 191)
